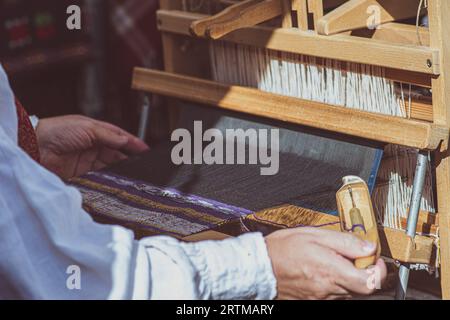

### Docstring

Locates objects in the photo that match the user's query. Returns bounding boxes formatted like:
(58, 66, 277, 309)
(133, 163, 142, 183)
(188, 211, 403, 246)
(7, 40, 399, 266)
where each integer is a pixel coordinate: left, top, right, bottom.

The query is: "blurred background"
(0, 0, 163, 139)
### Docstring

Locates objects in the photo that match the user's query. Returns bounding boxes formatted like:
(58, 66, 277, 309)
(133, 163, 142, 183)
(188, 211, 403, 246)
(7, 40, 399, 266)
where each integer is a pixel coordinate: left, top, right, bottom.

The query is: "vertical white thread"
(209, 42, 436, 229)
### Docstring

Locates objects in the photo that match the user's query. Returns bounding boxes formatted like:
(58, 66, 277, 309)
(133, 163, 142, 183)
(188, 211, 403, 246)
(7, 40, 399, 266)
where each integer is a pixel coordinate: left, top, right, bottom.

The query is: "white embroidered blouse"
(0, 64, 277, 300)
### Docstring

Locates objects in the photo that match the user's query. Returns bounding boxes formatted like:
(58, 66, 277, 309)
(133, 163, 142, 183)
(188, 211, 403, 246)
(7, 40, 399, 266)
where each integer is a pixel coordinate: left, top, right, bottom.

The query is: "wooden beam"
(157, 10, 440, 76)
(308, 0, 324, 30)
(292, 0, 309, 30)
(350, 23, 430, 47)
(403, 98, 433, 122)
(429, 0, 450, 300)
(246, 205, 435, 264)
(400, 219, 438, 237)
(132, 68, 449, 150)
(281, 0, 293, 28)
(317, 0, 422, 35)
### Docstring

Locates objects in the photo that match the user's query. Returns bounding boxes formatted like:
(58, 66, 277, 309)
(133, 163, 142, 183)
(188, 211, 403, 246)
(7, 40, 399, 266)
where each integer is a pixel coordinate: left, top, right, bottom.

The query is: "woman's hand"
(36, 115, 149, 179)
(266, 228, 387, 300)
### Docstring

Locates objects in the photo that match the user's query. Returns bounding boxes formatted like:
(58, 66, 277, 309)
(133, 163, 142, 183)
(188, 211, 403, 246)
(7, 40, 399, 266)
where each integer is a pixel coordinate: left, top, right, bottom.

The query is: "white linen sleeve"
(142, 233, 277, 300)
(0, 123, 277, 300)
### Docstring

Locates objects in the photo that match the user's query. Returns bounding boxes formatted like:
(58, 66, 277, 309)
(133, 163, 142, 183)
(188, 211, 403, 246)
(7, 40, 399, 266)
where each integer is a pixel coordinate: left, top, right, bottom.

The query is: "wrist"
(181, 232, 278, 300)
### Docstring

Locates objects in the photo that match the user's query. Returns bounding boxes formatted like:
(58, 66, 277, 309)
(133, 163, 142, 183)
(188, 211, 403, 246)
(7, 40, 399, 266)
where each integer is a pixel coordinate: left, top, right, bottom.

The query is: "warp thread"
(209, 40, 436, 231)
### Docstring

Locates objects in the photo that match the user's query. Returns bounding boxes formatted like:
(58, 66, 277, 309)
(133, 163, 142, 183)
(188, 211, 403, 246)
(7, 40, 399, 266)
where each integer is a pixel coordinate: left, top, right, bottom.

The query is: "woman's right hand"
(265, 228, 387, 300)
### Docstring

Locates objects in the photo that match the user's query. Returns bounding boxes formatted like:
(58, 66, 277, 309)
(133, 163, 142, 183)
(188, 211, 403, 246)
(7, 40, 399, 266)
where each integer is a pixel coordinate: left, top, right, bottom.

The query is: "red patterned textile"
(15, 98, 40, 163)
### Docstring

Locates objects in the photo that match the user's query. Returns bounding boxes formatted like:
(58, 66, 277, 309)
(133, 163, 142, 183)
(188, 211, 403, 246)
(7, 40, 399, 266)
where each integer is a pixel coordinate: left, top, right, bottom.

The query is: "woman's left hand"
(36, 115, 149, 179)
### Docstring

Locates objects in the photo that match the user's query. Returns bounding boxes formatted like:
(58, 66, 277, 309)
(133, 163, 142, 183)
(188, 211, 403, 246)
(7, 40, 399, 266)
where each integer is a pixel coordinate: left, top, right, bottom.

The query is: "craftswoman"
(0, 63, 386, 300)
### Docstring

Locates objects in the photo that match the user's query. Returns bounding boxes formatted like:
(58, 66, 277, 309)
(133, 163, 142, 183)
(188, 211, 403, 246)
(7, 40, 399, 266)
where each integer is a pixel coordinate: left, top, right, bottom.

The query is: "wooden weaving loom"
(130, 0, 450, 299)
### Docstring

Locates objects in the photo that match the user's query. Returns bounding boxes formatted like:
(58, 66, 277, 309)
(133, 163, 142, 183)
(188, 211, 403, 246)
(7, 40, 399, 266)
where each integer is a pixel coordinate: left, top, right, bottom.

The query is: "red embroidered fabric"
(15, 98, 40, 163)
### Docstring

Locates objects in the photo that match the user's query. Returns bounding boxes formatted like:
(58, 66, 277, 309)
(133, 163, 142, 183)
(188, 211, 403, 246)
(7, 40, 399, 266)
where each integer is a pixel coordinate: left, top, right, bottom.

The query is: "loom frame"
(133, 0, 450, 299)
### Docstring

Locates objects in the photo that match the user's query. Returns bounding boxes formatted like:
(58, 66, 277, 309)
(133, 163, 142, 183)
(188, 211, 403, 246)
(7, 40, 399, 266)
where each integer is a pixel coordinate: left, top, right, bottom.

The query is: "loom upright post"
(429, 0, 450, 299)
(395, 150, 429, 300)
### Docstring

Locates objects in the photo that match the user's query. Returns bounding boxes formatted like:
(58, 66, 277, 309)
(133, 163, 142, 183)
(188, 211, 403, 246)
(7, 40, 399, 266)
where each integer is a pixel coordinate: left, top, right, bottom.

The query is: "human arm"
(0, 123, 386, 299)
(0, 119, 276, 299)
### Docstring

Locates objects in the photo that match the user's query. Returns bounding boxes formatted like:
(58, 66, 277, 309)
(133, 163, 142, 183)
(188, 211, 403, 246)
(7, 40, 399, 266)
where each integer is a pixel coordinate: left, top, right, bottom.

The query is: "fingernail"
(118, 135, 128, 143)
(363, 241, 376, 253)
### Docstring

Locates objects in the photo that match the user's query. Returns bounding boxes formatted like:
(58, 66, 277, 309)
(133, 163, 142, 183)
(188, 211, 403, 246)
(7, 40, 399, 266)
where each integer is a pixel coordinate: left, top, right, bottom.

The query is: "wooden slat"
(159, 9, 433, 88)
(407, 99, 433, 122)
(308, 0, 324, 30)
(247, 205, 435, 264)
(351, 23, 430, 47)
(133, 68, 449, 150)
(281, 0, 293, 28)
(157, 10, 440, 76)
(400, 219, 438, 236)
(292, 0, 309, 30)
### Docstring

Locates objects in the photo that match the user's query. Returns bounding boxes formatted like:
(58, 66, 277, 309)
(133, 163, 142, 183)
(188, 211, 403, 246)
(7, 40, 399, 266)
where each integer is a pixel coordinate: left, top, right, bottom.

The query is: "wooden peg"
(190, 0, 263, 37)
(190, 0, 283, 40)
(317, 0, 423, 36)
